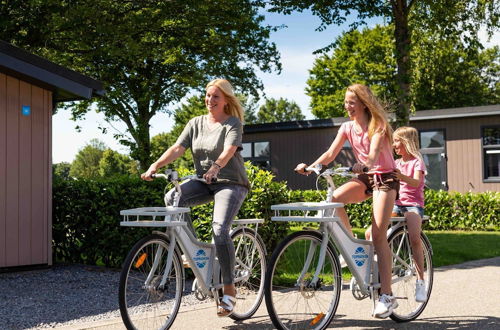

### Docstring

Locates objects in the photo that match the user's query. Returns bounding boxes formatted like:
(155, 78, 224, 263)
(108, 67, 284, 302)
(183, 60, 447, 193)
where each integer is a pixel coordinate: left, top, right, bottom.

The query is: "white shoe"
(338, 255, 347, 268)
(415, 279, 427, 302)
(373, 294, 398, 319)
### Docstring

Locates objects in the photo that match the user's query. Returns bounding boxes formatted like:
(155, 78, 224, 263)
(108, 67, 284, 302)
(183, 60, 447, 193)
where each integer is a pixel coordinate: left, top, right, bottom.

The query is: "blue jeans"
(393, 204, 424, 218)
(165, 180, 248, 285)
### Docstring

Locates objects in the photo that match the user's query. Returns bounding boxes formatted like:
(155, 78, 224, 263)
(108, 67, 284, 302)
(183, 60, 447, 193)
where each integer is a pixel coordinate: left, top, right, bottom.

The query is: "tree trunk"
(392, 0, 412, 127)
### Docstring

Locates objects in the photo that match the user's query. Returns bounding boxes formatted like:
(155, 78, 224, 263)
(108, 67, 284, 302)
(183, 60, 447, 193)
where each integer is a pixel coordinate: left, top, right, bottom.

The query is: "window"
(242, 141, 271, 170)
(482, 126, 500, 182)
(419, 130, 447, 190)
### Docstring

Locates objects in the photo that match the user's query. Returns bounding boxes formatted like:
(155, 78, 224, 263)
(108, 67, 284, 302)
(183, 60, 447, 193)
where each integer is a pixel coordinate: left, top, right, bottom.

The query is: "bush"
(52, 176, 165, 268)
(52, 163, 290, 268)
(424, 190, 499, 231)
(289, 189, 499, 231)
(52, 168, 499, 268)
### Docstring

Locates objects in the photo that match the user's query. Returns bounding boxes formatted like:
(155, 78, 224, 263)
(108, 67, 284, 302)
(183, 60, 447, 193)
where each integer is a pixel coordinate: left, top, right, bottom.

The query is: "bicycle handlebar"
(304, 165, 366, 177)
(151, 172, 216, 184)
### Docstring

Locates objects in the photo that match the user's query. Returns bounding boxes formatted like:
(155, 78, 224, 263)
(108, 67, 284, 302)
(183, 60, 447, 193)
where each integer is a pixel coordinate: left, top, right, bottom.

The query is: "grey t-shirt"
(175, 115, 249, 188)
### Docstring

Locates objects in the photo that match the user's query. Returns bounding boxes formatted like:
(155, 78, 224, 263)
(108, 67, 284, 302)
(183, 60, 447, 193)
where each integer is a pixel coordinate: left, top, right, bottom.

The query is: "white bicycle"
(264, 165, 433, 329)
(118, 169, 266, 330)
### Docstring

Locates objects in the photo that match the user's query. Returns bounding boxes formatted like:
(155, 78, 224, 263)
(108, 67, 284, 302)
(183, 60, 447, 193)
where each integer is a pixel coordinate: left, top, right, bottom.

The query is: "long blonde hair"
(346, 84, 393, 143)
(206, 79, 244, 123)
(394, 126, 423, 162)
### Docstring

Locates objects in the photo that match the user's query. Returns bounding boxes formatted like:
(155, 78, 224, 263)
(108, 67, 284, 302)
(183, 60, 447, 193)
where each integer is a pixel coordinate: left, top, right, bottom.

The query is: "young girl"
(295, 84, 399, 318)
(392, 126, 428, 302)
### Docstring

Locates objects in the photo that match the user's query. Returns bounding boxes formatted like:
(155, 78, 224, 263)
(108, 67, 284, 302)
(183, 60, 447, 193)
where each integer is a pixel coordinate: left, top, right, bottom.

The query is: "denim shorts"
(393, 204, 424, 218)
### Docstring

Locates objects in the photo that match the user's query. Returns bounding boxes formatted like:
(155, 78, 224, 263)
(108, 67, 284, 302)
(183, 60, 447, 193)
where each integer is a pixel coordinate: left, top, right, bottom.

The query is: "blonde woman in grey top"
(141, 79, 249, 317)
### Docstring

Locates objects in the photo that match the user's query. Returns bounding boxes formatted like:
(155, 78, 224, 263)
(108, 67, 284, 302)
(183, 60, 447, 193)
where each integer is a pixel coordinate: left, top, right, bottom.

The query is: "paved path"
(56, 257, 500, 330)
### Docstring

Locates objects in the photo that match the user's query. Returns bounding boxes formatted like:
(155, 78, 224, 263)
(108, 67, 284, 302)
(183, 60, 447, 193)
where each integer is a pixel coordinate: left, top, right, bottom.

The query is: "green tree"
(411, 37, 500, 110)
(1, 0, 281, 170)
(259, 0, 498, 126)
(69, 139, 106, 178)
(53, 162, 71, 180)
(256, 97, 305, 123)
(98, 149, 136, 178)
(307, 24, 500, 118)
(307, 25, 397, 118)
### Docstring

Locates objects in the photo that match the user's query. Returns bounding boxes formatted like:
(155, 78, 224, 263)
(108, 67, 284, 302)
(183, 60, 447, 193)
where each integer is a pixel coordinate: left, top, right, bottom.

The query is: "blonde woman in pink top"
(295, 84, 400, 319)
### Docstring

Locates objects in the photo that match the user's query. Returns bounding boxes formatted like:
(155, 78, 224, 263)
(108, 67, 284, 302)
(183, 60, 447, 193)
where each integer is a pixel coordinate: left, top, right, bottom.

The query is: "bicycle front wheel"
(264, 231, 342, 330)
(230, 227, 267, 320)
(119, 234, 183, 330)
(388, 227, 433, 322)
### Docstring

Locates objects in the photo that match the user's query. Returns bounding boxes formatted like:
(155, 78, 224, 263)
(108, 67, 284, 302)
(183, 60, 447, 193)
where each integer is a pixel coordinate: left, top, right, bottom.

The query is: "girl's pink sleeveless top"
(338, 121, 395, 173)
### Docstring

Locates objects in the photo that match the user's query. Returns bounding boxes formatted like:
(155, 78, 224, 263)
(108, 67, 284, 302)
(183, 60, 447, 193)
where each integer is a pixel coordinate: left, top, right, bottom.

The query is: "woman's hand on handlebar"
(203, 163, 220, 184)
(141, 164, 158, 181)
(294, 163, 310, 176)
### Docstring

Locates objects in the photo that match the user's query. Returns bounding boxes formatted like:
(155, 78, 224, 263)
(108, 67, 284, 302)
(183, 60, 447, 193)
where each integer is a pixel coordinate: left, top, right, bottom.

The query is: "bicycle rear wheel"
(229, 227, 267, 320)
(119, 234, 183, 330)
(264, 231, 342, 330)
(388, 227, 433, 322)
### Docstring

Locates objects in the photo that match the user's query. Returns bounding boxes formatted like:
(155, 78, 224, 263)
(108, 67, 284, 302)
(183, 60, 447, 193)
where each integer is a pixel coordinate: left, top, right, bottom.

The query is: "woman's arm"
(141, 144, 186, 180)
(295, 132, 347, 174)
(203, 145, 239, 183)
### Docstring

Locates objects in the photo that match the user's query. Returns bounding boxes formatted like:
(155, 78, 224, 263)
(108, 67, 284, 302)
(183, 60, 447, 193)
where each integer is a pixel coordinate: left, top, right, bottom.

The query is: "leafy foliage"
(252, 97, 305, 123)
(69, 139, 106, 179)
(68, 139, 137, 178)
(1, 0, 281, 170)
(307, 25, 397, 118)
(53, 163, 499, 268)
(259, 0, 499, 125)
(307, 24, 499, 118)
(52, 163, 290, 267)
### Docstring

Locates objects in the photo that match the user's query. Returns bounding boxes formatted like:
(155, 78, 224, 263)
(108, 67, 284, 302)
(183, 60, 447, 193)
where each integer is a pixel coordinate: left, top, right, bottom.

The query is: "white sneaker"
(415, 279, 427, 302)
(373, 294, 398, 319)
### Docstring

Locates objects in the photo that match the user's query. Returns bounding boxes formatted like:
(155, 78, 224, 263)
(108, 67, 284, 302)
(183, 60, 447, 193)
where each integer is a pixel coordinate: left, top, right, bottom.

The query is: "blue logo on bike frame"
(352, 247, 369, 267)
(193, 249, 209, 268)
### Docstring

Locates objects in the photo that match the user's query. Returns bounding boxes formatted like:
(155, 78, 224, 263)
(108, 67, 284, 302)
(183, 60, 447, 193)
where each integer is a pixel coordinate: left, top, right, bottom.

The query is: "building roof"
(244, 104, 500, 133)
(0, 40, 104, 102)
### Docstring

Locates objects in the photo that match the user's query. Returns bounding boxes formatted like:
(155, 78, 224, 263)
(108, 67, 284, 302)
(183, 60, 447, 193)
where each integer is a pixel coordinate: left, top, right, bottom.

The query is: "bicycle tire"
(229, 227, 267, 320)
(119, 234, 183, 330)
(388, 227, 433, 322)
(264, 231, 342, 330)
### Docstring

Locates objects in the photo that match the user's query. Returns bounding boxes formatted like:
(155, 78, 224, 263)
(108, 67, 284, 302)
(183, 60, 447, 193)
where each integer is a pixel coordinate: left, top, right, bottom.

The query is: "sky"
(51, 10, 498, 164)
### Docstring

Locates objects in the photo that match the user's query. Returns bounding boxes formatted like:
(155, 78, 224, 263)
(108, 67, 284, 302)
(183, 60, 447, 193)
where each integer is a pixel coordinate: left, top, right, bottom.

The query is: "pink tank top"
(338, 121, 395, 173)
(395, 157, 427, 207)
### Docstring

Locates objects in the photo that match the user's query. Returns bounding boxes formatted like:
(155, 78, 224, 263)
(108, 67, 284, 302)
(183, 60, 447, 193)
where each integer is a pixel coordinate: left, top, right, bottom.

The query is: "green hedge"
(52, 164, 289, 268)
(53, 167, 499, 268)
(289, 189, 499, 231)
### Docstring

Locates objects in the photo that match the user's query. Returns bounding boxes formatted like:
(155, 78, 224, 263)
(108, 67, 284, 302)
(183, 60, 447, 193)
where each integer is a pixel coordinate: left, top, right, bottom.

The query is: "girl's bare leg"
(332, 179, 369, 236)
(405, 212, 425, 280)
(371, 189, 397, 295)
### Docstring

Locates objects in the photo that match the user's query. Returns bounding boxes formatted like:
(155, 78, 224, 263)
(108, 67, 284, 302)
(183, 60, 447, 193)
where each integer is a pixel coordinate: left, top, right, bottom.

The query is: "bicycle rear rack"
(120, 206, 190, 227)
(270, 202, 344, 223)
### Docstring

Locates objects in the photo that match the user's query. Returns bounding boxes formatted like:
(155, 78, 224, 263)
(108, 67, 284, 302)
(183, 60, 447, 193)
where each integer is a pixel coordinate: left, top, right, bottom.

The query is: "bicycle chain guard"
(350, 277, 369, 300)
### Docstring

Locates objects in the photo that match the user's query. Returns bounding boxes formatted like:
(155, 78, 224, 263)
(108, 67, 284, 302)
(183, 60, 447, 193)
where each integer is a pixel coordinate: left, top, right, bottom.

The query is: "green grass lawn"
(281, 226, 500, 281)
(351, 228, 500, 268)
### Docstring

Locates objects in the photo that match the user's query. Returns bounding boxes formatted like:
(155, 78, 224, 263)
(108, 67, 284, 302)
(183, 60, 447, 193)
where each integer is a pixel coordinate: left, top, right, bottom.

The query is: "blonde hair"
(394, 126, 423, 161)
(206, 79, 244, 123)
(346, 84, 393, 143)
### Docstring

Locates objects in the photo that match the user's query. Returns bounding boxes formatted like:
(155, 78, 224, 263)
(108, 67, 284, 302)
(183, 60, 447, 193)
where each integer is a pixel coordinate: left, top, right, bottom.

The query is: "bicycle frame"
(121, 170, 262, 299)
(271, 167, 418, 296)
